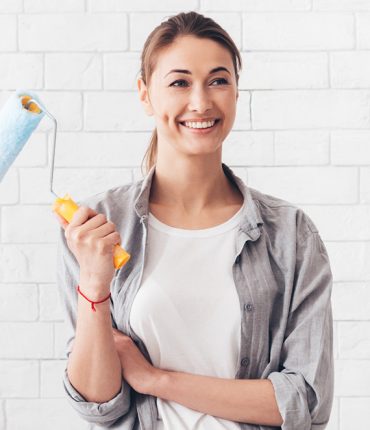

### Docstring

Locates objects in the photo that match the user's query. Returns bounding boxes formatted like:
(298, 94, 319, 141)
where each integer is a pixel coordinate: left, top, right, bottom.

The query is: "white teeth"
(183, 120, 216, 129)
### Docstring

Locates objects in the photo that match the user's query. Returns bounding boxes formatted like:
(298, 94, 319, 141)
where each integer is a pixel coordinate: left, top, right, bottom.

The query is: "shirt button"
(241, 357, 249, 367)
(244, 303, 254, 312)
(235, 255, 241, 264)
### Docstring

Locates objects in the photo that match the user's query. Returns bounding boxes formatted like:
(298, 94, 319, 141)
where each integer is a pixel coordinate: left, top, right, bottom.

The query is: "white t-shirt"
(129, 205, 243, 430)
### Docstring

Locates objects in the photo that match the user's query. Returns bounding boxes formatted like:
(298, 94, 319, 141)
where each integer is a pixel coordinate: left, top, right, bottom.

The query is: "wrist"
(77, 282, 110, 302)
(147, 368, 170, 398)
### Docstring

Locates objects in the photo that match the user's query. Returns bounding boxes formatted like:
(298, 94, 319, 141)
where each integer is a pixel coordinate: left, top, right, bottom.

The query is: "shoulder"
(76, 178, 144, 223)
(248, 186, 319, 243)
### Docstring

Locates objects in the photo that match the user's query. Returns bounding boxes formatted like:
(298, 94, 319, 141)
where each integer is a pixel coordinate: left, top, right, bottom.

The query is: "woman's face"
(138, 35, 239, 157)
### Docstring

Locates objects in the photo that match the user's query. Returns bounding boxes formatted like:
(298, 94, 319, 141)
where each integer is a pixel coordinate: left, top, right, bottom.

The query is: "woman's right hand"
(53, 206, 121, 298)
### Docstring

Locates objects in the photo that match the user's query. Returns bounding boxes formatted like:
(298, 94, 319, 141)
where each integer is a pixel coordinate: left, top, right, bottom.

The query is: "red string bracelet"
(77, 285, 111, 312)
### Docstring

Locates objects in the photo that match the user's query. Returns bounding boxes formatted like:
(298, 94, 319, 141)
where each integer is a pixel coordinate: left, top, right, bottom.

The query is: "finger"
(101, 231, 121, 247)
(75, 213, 116, 243)
(69, 206, 98, 227)
(83, 214, 113, 234)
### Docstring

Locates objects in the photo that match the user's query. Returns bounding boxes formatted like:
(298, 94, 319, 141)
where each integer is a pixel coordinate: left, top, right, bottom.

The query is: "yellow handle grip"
(53, 193, 131, 269)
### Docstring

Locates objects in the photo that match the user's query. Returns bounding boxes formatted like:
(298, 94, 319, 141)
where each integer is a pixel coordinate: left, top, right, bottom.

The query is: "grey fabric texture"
(56, 163, 334, 430)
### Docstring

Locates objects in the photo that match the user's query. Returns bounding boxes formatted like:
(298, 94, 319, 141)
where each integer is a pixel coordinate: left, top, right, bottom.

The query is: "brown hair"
(139, 11, 242, 176)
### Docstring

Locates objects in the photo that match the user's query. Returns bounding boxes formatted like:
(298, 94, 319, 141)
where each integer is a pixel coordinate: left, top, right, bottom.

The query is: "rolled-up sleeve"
(63, 368, 132, 425)
(268, 228, 334, 430)
(56, 224, 131, 425)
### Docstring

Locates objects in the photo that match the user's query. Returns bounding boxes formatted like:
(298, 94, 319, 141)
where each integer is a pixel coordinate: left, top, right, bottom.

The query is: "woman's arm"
(54, 207, 123, 404)
(55, 205, 132, 426)
(151, 370, 283, 426)
(267, 225, 334, 429)
(67, 280, 122, 403)
(113, 329, 282, 426)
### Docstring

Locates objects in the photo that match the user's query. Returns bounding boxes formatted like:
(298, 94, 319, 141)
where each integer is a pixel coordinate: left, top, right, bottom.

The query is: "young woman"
(54, 11, 333, 430)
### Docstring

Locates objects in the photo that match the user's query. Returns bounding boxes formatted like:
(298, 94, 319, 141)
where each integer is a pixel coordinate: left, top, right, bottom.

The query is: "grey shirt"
(56, 163, 334, 430)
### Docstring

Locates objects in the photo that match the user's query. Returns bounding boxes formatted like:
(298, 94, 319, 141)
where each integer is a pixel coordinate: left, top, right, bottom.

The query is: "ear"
(137, 77, 154, 116)
(236, 90, 239, 101)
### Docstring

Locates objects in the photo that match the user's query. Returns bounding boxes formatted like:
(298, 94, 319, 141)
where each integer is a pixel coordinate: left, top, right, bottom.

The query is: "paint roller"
(0, 89, 130, 269)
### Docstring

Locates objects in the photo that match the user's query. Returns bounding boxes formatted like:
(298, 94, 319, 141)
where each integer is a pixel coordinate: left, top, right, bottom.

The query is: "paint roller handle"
(52, 194, 130, 269)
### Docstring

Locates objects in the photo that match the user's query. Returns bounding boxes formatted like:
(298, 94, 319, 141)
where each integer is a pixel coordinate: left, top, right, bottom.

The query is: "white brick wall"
(0, 1, 369, 429)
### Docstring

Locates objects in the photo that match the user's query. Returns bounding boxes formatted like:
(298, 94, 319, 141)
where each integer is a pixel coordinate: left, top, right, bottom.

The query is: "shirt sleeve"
(56, 224, 132, 425)
(267, 225, 334, 430)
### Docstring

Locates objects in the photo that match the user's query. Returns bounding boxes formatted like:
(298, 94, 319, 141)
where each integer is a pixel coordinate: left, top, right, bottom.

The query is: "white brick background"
(0, 0, 369, 429)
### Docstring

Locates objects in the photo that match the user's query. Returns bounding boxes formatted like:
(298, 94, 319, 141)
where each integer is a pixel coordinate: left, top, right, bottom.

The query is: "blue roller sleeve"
(0, 89, 45, 182)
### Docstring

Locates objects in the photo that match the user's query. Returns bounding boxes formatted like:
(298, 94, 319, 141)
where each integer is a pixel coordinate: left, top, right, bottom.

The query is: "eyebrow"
(164, 66, 231, 78)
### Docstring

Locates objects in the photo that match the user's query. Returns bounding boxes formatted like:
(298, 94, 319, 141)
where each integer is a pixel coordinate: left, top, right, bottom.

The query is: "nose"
(188, 84, 213, 113)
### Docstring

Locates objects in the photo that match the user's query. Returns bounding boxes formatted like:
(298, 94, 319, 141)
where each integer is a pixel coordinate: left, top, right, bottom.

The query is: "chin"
(183, 141, 222, 156)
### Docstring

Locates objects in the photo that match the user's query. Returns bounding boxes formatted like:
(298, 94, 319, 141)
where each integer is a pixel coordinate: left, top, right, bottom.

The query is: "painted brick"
(89, 0, 198, 11)
(23, 0, 85, 13)
(6, 399, 90, 430)
(202, 0, 311, 11)
(39, 284, 64, 321)
(239, 52, 328, 90)
(0, 169, 18, 205)
(13, 132, 47, 167)
(19, 14, 128, 52)
(0, 284, 38, 321)
(252, 90, 370, 129)
(0, 0, 22, 13)
(331, 283, 370, 320)
(104, 52, 141, 90)
(0, 54, 43, 89)
(340, 398, 370, 429)
(53, 132, 150, 167)
(45, 53, 102, 90)
(332, 131, 370, 165)
(40, 360, 67, 398)
(223, 131, 273, 165)
(357, 12, 370, 48)
(325, 242, 370, 281)
(300, 205, 370, 241)
(335, 360, 370, 396)
(0, 244, 56, 283)
(247, 167, 357, 204)
(2, 205, 58, 243)
(0, 15, 16, 51)
(85, 91, 155, 131)
(275, 131, 329, 166)
(338, 322, 370, 358)
(360, 167, 370, 202)
(313, 0, 370, 10)
(331, 51, 370, 88)
(0, 322, 53, 359)
(0, 361, 38, 397)
(243, 13, 353, 50)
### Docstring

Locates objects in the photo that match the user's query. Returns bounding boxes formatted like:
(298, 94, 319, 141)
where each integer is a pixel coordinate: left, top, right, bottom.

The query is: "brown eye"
(170, 78, 229, 88)
(211, 78, 228, 85)
(170, 80, 188, 87)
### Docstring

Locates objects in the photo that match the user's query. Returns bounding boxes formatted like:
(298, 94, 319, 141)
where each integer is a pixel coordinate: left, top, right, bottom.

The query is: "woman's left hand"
(112, 328, 160, 395)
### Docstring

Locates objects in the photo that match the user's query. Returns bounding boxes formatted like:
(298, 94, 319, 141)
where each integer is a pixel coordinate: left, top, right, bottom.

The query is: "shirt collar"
(134, 162, 263, 241)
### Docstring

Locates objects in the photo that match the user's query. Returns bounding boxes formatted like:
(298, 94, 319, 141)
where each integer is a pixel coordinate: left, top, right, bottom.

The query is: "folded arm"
(152, 370, 283, 426)
(113, 329, 282, 426)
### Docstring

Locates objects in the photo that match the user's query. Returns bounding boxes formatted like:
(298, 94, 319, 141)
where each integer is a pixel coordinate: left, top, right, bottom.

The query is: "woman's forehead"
(154, 37, 234, 78)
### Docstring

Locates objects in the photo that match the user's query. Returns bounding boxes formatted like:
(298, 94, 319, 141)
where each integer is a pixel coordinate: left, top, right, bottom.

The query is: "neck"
(149, 154, 242, 215)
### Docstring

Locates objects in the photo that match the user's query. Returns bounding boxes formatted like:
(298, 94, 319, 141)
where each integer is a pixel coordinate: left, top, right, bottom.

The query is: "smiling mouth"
(179, 119, 221, 129)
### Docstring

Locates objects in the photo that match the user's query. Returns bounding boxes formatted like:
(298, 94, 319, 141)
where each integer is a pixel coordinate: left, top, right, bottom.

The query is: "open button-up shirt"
(56, 162, 334, 430)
